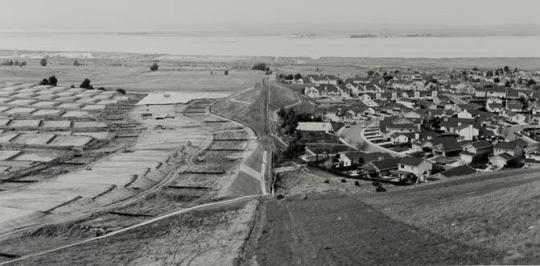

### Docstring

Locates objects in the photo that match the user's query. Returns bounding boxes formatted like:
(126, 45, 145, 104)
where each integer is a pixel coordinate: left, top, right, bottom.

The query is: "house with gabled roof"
(361, 157, 401, 177)
(494, 140, 526, 158)
(395, 157, 433, 181)
(433, 165, 476, 178)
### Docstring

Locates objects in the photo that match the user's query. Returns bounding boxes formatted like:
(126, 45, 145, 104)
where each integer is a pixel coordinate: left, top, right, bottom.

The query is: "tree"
(48, 75, 58, 86)
(39, 79, 49, 85)
(116, 88, 126, 94)
(494, 77, 500, 83)
(367, 70, 374, 77)
(224, 70, 229, 75)
(150, 63, 159, 71)
(527, 79, 537, 86)
(503, 66, 510, 73)
(283, 132, 305, 159)
(19, 61, 26, 68)
(80, 78, 93, 89)
(294, 73, 302, 80)
(73, 60, 80, 66)
(40, 58, 47, 67)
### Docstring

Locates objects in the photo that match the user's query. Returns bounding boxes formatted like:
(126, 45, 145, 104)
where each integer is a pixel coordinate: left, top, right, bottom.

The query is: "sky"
(1, 0, 540, 30)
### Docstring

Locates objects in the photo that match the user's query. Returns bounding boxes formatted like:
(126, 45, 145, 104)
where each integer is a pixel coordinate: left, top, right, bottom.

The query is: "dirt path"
(253, 193, 500, 265)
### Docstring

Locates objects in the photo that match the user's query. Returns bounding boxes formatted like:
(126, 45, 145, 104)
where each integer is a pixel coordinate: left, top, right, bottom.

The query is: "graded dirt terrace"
(0, 94, 268, 264)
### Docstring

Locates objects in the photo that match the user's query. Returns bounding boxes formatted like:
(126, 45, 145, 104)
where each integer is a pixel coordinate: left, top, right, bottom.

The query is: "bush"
(48, 75, 58, 86)
(80, 78, 94, 89)
(116, 88, 126, 94)
(150, 63, 159, 71)
(354, 181, 360, 187)
(376, 185, 386, 192)
(341, 179, 347, 183)
(19, 61, 26, 67)
(40, 58, 47, 67)
(38, 75, 58, 86)
(224, 70, 229, 75)
(73, 60, 80, 66)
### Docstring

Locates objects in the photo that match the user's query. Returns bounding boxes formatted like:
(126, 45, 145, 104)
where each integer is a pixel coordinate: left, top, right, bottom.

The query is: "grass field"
(253, 194, 498, 265)
(0, 57, 265, 93)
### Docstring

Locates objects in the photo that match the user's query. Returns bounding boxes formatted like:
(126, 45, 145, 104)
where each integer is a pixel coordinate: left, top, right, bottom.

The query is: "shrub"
(354, 181, 360, 187)
(150, 63, 159, 71)
(38, 75, 58, 86)
(73, 60, 80, 66)
(80, 78, 94, 89)
(376, 185, 386, 192)
(116, 88, 126, 94)
(224, 70, 229, 75)
(19, 61, 26, 67)
(341, 179, 346, 183)
(40, 58, 47, 67)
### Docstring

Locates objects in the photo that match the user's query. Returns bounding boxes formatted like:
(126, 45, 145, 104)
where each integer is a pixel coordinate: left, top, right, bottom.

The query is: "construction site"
(0, 83, 268, 264)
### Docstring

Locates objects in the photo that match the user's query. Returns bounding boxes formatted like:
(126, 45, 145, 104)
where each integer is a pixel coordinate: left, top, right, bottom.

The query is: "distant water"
(1, 32, 540, 58)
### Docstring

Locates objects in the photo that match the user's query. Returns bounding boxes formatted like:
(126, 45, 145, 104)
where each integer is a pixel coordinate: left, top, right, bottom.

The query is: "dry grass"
(360, 168, 540, 264)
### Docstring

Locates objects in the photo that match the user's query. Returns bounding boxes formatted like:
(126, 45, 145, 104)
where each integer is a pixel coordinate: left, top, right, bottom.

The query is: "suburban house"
(303, 84, 345, 98)
(489, 153, 514, 169)
(474, 86, 507, 98)
(336, 151, 388, 168)
(296, 122, 333, 133)
(308, 75, 340, 85)
(395, 157, 433, 181)
(432, 165, 476, 179)
(462, 140, 494, 155)
(524, 158, 540, 169)
(361, 157, 401, 177)
(493, 140, 526, 158)
(456, 124, 479, 141)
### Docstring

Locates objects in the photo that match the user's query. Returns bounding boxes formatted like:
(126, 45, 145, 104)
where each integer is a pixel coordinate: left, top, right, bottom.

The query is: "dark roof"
(439, 165, 476, 178)
(495, 152, 514, 160)
(468, 140, 493, 150)
(398, 156, 427, 167)
(370, 158, 401, 171)
(494, 140, 526, 150)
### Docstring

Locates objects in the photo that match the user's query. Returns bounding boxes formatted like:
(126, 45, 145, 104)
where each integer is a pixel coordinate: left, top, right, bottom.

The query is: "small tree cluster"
(39, 75, 58, 86)
(283, 131, 305, 159)
(80, 78, 94, 89)
(1, 60, 26, 67)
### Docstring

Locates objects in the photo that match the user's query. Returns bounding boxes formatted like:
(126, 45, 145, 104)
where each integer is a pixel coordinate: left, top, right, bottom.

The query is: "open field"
(360, 168, 540, 264)
(0, 52, 267, 93)
(250, 194, 498, 266)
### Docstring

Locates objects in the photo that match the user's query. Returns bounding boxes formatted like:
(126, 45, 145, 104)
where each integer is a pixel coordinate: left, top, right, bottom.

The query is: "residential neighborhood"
(277, 67, 540, 184)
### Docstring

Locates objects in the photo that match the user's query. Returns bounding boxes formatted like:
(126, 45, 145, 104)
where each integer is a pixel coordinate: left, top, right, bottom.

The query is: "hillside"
(246, 168, 540, 265)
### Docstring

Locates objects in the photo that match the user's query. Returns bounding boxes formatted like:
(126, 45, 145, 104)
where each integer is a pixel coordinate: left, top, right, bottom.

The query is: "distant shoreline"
(1, 49, 540, 70)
